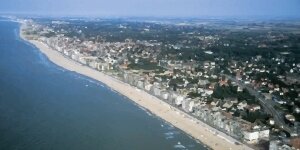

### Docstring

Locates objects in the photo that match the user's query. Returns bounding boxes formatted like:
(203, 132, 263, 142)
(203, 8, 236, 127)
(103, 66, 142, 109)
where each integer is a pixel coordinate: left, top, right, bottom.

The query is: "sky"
(0, 0, 300, 18)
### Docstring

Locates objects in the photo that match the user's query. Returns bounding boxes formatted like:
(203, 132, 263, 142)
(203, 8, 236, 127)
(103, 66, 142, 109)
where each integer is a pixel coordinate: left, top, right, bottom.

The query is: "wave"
(174, 142, 186, 149)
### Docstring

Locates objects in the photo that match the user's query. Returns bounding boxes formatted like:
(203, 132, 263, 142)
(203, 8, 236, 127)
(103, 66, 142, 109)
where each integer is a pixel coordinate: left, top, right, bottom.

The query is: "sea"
(0, 19, 206, 150)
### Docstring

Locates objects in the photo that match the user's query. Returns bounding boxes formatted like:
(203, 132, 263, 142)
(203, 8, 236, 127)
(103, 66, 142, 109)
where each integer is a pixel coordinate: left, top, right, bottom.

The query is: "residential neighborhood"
(21, 18, 300, 149)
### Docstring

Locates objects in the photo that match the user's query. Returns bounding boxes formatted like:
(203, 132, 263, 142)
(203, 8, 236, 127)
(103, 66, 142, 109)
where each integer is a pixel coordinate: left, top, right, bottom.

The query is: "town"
(21, 18, 300, 149)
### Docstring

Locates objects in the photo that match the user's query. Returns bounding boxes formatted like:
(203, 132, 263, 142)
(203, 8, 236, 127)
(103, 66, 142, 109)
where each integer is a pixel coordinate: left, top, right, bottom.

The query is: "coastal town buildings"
(21, 19, 300, 149)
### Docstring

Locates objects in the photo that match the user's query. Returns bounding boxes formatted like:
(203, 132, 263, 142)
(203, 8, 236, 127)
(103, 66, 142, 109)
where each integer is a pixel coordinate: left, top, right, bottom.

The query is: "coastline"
(20, 24, 252, 150)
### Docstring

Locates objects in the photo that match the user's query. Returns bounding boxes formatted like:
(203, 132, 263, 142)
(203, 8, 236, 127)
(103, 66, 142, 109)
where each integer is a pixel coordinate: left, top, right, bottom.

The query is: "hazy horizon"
(0, 0, 300, 19)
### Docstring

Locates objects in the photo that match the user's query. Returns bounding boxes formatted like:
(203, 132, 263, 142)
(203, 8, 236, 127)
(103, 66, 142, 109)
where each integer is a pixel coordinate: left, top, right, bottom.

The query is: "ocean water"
(0, 19, 206, 150)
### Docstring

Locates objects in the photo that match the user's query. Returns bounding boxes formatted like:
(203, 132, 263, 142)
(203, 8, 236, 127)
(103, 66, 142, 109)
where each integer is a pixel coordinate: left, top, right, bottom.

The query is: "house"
(237, 86, 243, 92)
(237, 100, 248, 110)
(210, 99, 220, 106)
(197, 88, 204, 93)
(219, 79, 228, 86)
(270, 140, 292, 150)
(246, 104, 261, 112)
(243, 130, 259, 143)
(175, 95, 185, 106)
(262, 93, 272, 100)
(268, 118, 275, 125)
(78, 57, 87, 64)
(224, 97, 238, 104)
(204, 89, 214, 96)
(160, 91, 169, 100)
(210, 62, 216, 67)
(242, 127, 270, 143)
(285, 114, 296, 122)
(294, 107, 300, 114)
(182, 98, 195, 112)
(203, 62, 210, 68)
(244, 80, 250, 84)
(222, 101, 233, 109)
(153, 86, 161, 96)
(137, 80, 144, 89)
(144, 83, 153, 91)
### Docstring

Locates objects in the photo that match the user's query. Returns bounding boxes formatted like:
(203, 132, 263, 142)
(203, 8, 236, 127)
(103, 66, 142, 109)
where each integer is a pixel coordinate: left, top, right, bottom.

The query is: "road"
(224, 75, 295, 134)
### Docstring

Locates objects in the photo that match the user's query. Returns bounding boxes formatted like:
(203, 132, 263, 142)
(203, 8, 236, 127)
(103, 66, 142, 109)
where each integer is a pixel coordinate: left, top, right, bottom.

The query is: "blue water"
(0, 19, 206, 150)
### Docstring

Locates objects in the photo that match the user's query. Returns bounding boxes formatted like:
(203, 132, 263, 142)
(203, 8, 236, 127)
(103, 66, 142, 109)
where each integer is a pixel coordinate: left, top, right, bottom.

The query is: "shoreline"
(20, 24, 252, 150)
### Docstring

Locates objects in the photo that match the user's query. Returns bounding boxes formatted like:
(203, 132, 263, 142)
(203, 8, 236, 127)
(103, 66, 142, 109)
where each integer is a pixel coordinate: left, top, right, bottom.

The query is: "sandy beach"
(20, 25, 252, 150)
